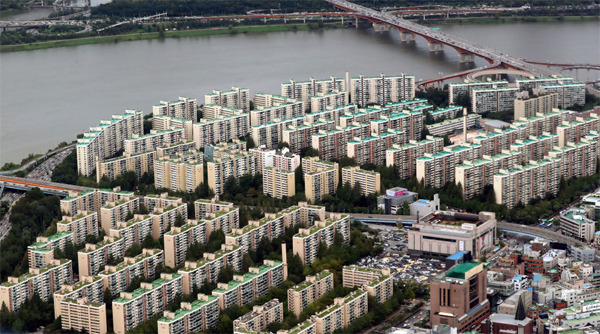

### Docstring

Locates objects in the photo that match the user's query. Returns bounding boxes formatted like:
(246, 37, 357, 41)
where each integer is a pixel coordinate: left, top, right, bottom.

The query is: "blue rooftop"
(513, 275, 524, 281)
(447, 251, 467, 261)
(412, 199, 429, 206)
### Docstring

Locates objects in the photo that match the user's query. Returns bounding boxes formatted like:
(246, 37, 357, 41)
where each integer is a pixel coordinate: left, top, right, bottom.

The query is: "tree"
(174, 213, 186, 227)
(404, 287, 415, 300)
(125, 243, 142, 257)
(217, 265, 234, 283)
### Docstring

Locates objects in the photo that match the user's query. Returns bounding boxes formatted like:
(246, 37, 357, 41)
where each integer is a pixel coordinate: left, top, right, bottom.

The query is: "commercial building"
(430, 262, 490, 333)
(154, 153, 204, 193)
(281, 76, 346, 105)
(408, 211, 497, 259)
(112, 273, 183, 334)
(0, 259, 72, 312)
(192, 112, 250, 149)
(205, 86, 250, 112)
(310, 290, 368, 334)
(341, 166, 381, 196)
(471, 86, 519, 114)
(78, 236, 125, 276)
(376, 187, 419, 214)
(164, 220, 207, 268)
(449, 80, 509, 105)
(293, 214, 350, 265)
(59, 298, 107, 334)
(124, 128, 184, 155)
(350, 73, 415, 107)
(225, 213, 285, 253)
(288, 270, 334, 317)
(560, 209, 596, 242)
(98, 249, 163, 296)
(233, 299, 283, 333)
(207, 151, 257, 195)
(57, 211, 99, 246)
(409, 194, 440, 217)
(54, 275, 104, 318)
(96, 150, 155, 182)
(178, 244, 242, 294)
(570, 245, 596, 263)
(514, 90, 559, 119)
(157, 294, 219, 334)
(541, 82, 585, 108)
(211, 260, 285, 310)
(76, 109, 143, 176)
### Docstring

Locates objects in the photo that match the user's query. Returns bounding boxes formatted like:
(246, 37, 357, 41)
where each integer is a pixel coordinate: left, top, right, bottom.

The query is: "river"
(1, 20, 599, 164)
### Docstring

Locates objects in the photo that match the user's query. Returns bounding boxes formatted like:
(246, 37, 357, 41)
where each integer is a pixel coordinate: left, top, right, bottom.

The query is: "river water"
(1, 20, 599, 164)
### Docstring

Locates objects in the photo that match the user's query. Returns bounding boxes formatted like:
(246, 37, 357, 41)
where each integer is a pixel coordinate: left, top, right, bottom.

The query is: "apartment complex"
(311, 91, 348, 113)
(416, 151, 456, 188)
(430, 262, 490, 333)
(347, 130, 405, 166)
(98, 248, 164, 296)
(250, 116, 304, 148)
(310, 290, 368, 334)
(293, 214, 350, 265)
(471, 86, 519, 114)
(203, 105, 243, 120)
(78, 236, 125, 276)
(124, 128, 184, 155)
(57, 211, 99, 246)
(362, 274, 394, 304)
(112, 273, 183, 334)
(428, 114, 482, 137)
(77, 110, 143, 176)
(408, 211, 497, 258)
(59, 298, 107, 334)
(288, 270, 334, 317)
(194, 197, 234, 220)
(60, 188, 134, 216)
(204, 139, 247, 162)
(449, 80, 509, 104)
(350, 73, 415, 107)
(205, 86, 250, 112)
(192, 111, 250, 149)
(211, 260, 285, 310)
(304, 164, 339, 203)
(153, 97, 197, 121)
(233, 299, 283, 333)
(263, 167, 296, 199)
(225, 213, 285, 253)
(207, 151, 257, 195)
(341, 166, 381, 196)
(385, 136, 444, 179)
(250, 94, 304, 126)
(164, 220, 207, 268)
(178, 244, 242, 294)
(281, 76, 346, 105)
(54, 275, 104, 317)
(541, 81, 585, 108)
(152, 116, 194, 142)
(96, 150, 155, 182)
(157, 294, 219, 334)
(99, 196, 139, 232)
(342, 266, 389, 288)
(154, 153, 204, 192)
(28, 231, 74, 268)
(514, 90, 559, 119)
(515, 76, 574, 90)
(109, 214, 154, 251)
(0, 259, 72, 312)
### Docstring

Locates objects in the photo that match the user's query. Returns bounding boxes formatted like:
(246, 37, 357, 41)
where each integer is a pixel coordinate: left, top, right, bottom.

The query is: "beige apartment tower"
(60, 298, 107, 334)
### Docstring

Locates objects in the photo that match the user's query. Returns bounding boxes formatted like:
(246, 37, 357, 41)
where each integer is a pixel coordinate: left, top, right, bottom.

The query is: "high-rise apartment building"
(514, 90, 559, 119)
(263, 167, 296, 199)
(153, 97, 197, 121)
(225, 213, 285, 253)
(178, 244, 242, 294)
(207, 151, 257, 195)
(57, 211, 99, 246)
(124, 128, 184, 155)
(143, 193, 184, 213)
(288, 270, 334, 317)
(157, 294, 219, 334)
(112, 273, 183, 334)
(362, 274, 394, 304)
(192, 112, 250, 149)
(205, 87, 250, 112)
(350, 73, 415, 107)
(293, 214, 350, 265)
(428, 114, 482, 137)
(310, 290, 368, 334)
(99, 196, 139, 232)
(250, 116, 305, 148)
(416, 151, 456, 188)
(281, 76, 346, 106)
(310, 91, 348, 113)
(152, 115, 194, 142)
(54, 275, 104, 318)
(96, 150, 155, 183)
(347, 130, 405, 166)
(109, 214, 154, 252)
(60, 188, 134, 216)
(541, 82, 586, 108)
(341, 166, 381, 196)
(194, 198, 234, 220)
(164, 220, 207, 268)
(149, 203, 188, 239)
(77, 110, 143, 176)
(515, 76, 573, 90)
(78, 236, 125, 276)
(154, 153, 204, 193)
(202, 105, 243, 120)
(342, 266, 389, 288)
(60, 298, 107, 334)
(449, 80, 509, 105)
(28, 231, 74, 268)
(305, 166, 338, 203)
(430, 262, 490, 332)
(471, 86, 519, 114)
(386, 136, 444, 180)
(233, 299, 284, 333)
(98, 249, 163, 296)
(251, 94, 304, 125)
(204, 139, 247, 162)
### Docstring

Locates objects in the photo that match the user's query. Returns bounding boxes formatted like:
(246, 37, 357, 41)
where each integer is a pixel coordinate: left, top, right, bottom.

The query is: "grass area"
(0, 23, 327, 53)
(430, 15, 599, 25)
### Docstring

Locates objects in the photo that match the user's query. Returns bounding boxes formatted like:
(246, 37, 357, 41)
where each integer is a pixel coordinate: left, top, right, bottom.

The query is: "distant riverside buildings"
(207, 150, 257, 195)
(449, 80, 509, 105)
(281, 76, 346, 106)
(205, 87, 250, 112)
(471, 86, 519, 114)
(350, 73, 415, 107)
(514, 89, 559, 119)
(153, 97, 197, 121)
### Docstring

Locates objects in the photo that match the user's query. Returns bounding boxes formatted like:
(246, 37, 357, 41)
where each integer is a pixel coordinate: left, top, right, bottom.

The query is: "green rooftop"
(445, 262, 482, 280)
(158, 295, 218, 323)
(113, 274, 181, 304)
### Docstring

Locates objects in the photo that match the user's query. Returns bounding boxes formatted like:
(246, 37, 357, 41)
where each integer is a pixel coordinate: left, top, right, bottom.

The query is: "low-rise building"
(560, 209, 596, 243)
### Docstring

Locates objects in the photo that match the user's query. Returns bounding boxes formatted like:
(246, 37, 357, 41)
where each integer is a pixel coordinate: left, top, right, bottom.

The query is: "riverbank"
(0, 23, 332, 52)
(427, 15, 599, 25)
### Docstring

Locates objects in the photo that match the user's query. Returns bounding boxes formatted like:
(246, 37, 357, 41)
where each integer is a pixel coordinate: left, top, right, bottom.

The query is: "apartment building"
(516, 76, 573, 90)
(342, 266, 390, 288)
(54, 275, 104, 317)
(310, 128, 346, 162)
(430, 105, 462, 121)
(194, 198, 234, 220)
(250, 98, 304, 126)
(204, 139, 247, 162)
(279, 202, 326, 229)
(152, 115, 194, 142)
(310, 91, 348, 113)
(254, 92, 303, 107)
(277, 321, 316, 334)
(154, 154, 203, 193)
(510, 134, 556, 162)
(109, 214, 154, 251)
(203, 105, 243, 120)
(192, 112, 250, 149)
(449, 80, 509, 104)
(471, 86, 519, 114)
(288, 271, 334, 317)
(444, 143, 483, 166)
(341, 166, 381, 196)
(203, 206, 240, 237)
(99, 196, 139, 232)
(549, 139, 599, 180)
(153, 97, 197, 120)
(28, 231, 73, 268)
(76, 109, 143, 176)
(305, 166, 338, 203)
(233, 299, 283, 333)
(251, 116, 304, 148)
(60, 298, 107, 334)
(350, 73, 415, 107)
(305, 104, 356, 126)
(98, 248, 163, 296)
(57, 211, 99, 246)
(293, 214, 350, 265)
(346, 130, 405, 166)
(408, 211, 497, 258)
(274, 147, 300, 171)
(178, 244, 242, 294)
(225, 213, 284, 253)
(0, 259, 72, 312)
(157, 294, 219, 334)
(456, 158, 495, 200)
(249, 145, 276, 172)
(541, 82, 585, 108)
(149, 203, 188, 239)
(60, 188, 134, 216)
(385, 136, 444, 180)
(557, 117, 600, 147)
(96, 150, 155, 182)
(207, 151, 257, 195)
(560, 209, 596, 242)
(78, 236, 125, 276)
(164, 220, 207, 268)
(205, 87, 250, 112)
(283, 121, 331, 155)
(514, 90, 559, 119)
(281, 76, 346, 105)
(263, 167, 296, 199)
(310, 290, 368, 334)
(112, 273, 183, 334)
(362, 274, 394, 304)
(212, 260, 285, 310)
(124, 128, 184, 155)
(428, 114, 482, 137)
(143, 193, 183, 213)
(416, 151, 456, 188)
(430, 262, 490, 333)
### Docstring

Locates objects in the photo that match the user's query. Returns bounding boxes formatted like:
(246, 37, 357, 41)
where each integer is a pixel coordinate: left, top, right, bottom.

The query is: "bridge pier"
(399, 31, 415, 42)
(459, 53, 475, 63)
(428, 41, 444, 52)
(372, 22, 390, 32)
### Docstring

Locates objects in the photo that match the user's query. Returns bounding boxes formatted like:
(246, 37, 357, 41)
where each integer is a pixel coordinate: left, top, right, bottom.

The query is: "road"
(0, 143, 75, 176)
